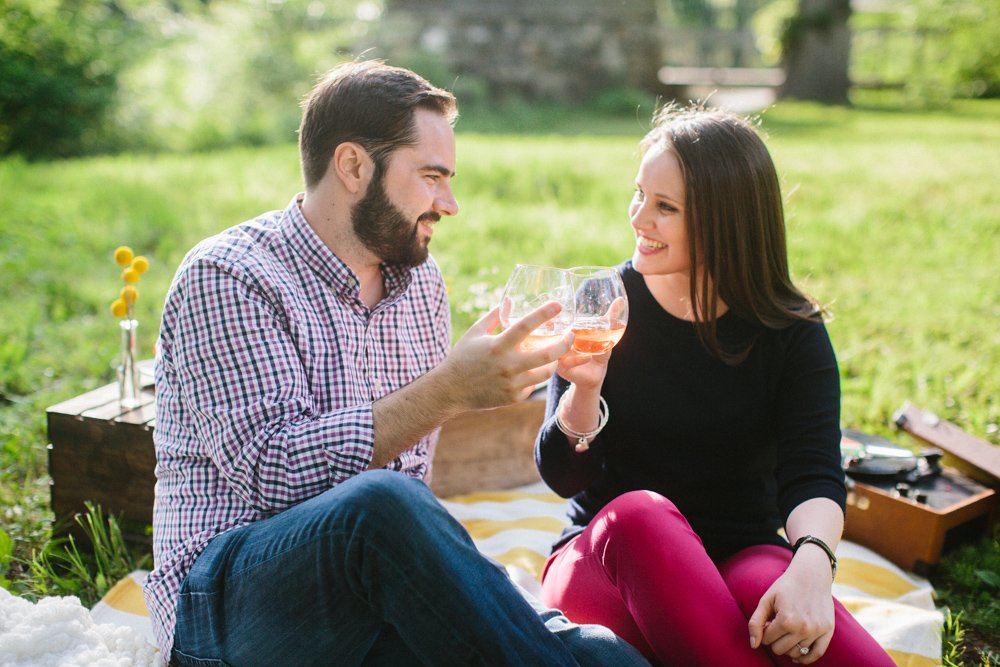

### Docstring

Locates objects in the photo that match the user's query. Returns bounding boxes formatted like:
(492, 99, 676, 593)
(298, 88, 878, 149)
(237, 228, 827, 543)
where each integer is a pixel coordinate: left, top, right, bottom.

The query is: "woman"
(535, 106, 895, 666)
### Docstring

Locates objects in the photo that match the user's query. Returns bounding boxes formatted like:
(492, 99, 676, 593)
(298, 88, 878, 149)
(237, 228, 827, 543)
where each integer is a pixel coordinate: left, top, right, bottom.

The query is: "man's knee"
(318, 469, 437, 530)
(552, 621, 651, 667)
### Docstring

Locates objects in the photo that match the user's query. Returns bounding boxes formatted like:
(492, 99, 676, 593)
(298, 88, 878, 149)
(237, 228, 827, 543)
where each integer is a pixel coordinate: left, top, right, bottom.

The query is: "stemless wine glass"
(498, 264, 575, 351)
(568, 266, 629, 355)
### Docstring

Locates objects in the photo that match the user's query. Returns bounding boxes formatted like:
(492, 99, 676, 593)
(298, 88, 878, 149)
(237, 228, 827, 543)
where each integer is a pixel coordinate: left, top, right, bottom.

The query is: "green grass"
(20, 502, 150, 608)
(1, 100, 999, 662)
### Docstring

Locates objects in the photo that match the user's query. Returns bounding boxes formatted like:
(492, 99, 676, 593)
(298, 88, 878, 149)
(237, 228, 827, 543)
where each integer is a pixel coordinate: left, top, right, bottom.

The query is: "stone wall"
(378, 0, 662, 102)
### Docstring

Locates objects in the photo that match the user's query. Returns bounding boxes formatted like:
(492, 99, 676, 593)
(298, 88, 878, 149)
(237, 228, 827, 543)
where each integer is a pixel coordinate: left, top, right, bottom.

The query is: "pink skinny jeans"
(540, 490, 896, 667)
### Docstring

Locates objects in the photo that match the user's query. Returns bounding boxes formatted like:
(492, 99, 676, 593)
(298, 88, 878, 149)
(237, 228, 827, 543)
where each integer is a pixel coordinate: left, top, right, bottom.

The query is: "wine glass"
(498, 264, 575, 351)
(568, 266, 628, 355)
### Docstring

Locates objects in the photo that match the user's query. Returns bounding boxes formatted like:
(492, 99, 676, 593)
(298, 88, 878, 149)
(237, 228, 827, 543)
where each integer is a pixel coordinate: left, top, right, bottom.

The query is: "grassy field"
(1, 99, 999, 662)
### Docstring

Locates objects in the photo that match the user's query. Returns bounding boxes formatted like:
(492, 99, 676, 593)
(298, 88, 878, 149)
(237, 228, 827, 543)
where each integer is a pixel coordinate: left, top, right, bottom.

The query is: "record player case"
(841, 404, 1000, 575)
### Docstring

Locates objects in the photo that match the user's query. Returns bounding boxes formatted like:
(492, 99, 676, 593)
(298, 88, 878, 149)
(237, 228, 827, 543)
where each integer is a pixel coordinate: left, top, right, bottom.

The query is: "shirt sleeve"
(534, 374, 605, 498)
(165, 256, 374, 515)
(773, 320, 847, 523)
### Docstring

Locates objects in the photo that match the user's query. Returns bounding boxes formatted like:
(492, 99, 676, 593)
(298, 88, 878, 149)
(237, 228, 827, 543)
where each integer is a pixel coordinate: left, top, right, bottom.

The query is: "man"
(144, 60, 648, 667)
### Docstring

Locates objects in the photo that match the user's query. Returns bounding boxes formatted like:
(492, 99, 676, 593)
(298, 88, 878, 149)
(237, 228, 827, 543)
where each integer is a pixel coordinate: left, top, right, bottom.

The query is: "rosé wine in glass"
(568, 266, 628, 355)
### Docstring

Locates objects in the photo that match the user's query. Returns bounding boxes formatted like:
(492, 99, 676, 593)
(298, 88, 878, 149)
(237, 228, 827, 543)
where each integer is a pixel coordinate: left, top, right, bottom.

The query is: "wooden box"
(844, 471, 996, 575)
(47, 381, 546, 544)
(47, 383, 158, 543)
(841, 404, 1000, 574)
(428, 395, 544, 497)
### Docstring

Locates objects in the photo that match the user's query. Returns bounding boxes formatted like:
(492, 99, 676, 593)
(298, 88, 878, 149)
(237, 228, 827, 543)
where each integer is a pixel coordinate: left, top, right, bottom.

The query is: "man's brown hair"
(298, 60, 458, 190)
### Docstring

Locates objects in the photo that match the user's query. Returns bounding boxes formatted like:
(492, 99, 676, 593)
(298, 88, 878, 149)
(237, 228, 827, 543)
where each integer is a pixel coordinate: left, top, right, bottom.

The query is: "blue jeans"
(171, 470, 649, 667)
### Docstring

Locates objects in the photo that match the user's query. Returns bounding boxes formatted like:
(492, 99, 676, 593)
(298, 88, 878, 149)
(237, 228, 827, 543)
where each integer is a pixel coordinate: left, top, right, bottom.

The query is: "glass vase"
(118, 318, 142, 408)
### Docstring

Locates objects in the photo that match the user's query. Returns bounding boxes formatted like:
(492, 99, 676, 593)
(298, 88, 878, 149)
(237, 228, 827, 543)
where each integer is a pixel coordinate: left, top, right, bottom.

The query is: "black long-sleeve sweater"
(535, 262, 847, 562)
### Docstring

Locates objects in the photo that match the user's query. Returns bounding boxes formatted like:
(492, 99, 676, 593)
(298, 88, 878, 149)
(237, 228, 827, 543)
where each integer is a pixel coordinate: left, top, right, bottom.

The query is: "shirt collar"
(280, 194, 413, 304)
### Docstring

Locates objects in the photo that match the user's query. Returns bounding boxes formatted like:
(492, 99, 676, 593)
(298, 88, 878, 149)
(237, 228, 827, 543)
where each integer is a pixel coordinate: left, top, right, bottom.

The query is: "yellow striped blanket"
(92, 484, 942, 667)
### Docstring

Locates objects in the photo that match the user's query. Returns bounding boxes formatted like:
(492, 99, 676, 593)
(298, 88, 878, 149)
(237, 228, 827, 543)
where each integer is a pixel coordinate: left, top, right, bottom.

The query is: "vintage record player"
(840, 404, 999, 575)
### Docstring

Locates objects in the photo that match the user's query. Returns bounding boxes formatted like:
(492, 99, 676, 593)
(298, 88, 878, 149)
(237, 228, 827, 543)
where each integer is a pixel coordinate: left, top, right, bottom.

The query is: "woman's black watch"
(793, 535, 838, 580)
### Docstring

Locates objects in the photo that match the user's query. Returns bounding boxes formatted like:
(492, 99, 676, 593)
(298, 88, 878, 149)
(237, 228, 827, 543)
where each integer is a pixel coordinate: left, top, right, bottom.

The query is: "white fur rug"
(0, 588, 160, 667)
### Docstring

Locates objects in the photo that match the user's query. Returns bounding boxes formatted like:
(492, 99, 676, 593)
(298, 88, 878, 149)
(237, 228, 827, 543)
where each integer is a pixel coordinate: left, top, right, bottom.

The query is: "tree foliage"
(0, 0, 143, 158)
(911, 0, 1000, 100)
(3, 0, 998, 159)
(114, 0, 366, 152)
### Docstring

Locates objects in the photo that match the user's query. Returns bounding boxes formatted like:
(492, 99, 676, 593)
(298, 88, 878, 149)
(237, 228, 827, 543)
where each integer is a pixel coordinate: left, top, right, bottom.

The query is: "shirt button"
(373, 377, 382, 394)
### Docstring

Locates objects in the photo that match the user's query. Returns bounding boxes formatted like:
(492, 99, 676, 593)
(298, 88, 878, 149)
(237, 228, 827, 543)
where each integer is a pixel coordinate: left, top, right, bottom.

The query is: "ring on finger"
(795, 642, 811, 656)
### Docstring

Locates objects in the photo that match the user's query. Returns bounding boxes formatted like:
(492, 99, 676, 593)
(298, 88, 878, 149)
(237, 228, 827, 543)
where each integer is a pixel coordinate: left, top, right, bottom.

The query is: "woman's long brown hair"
(641, 105, 823, 365)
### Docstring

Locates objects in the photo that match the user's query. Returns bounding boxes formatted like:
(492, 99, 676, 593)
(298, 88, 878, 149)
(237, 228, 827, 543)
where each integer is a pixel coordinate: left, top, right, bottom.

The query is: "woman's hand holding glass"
(497, 264, 628, 391)
(568, 266, 629, 356)
(554, 266, 628, 390)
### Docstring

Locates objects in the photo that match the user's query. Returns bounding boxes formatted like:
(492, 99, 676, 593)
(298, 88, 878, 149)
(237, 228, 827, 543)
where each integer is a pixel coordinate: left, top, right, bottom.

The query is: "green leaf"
(0, 528, 12, 566)
(975, 569, 1000, 590)
(95, 572, 107, 594)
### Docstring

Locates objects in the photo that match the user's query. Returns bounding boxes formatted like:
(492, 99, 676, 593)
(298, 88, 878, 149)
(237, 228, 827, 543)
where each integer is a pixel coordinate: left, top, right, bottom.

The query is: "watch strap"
(793, 535, 838, 580)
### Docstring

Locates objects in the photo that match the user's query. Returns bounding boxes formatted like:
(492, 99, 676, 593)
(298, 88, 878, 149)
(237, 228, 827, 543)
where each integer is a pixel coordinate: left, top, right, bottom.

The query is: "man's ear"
(332, 142, 374, 195)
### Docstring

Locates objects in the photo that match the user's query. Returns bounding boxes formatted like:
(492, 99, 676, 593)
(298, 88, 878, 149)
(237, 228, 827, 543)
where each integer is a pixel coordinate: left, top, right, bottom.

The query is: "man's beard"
(351, 169, 438, 268)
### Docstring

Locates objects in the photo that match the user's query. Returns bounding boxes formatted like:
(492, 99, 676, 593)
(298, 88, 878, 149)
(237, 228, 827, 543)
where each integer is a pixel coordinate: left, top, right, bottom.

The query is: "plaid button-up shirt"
(143, 196, 451, 656)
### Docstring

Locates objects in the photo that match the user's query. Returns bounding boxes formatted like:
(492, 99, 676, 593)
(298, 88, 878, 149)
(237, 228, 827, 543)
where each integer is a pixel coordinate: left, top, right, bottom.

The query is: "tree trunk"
(780, 0, 852, 104)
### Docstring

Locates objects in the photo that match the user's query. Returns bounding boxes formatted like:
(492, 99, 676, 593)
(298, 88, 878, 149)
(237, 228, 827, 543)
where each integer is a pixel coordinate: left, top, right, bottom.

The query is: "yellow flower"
(114, 246, 134, 267)
(111, 245, 150, 319)
(121, 285, 139, 305)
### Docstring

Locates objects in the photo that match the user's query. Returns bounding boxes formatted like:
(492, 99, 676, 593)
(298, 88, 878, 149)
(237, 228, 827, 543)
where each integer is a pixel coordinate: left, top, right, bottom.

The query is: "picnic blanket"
(8, 483, 940, 666)
(441, 483, 943, 667)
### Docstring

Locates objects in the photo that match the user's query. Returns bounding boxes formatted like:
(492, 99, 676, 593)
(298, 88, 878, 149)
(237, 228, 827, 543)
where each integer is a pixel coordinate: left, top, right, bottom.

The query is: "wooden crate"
(429, 395, 544, 497)
(47, 383, 157, 543)
(47, 382, 546, 543)
(844, 471, 997, 575)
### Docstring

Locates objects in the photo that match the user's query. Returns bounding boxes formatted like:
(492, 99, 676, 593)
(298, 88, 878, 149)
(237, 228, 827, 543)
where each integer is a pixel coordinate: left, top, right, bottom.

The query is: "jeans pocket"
(170, 648, 232, 667)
